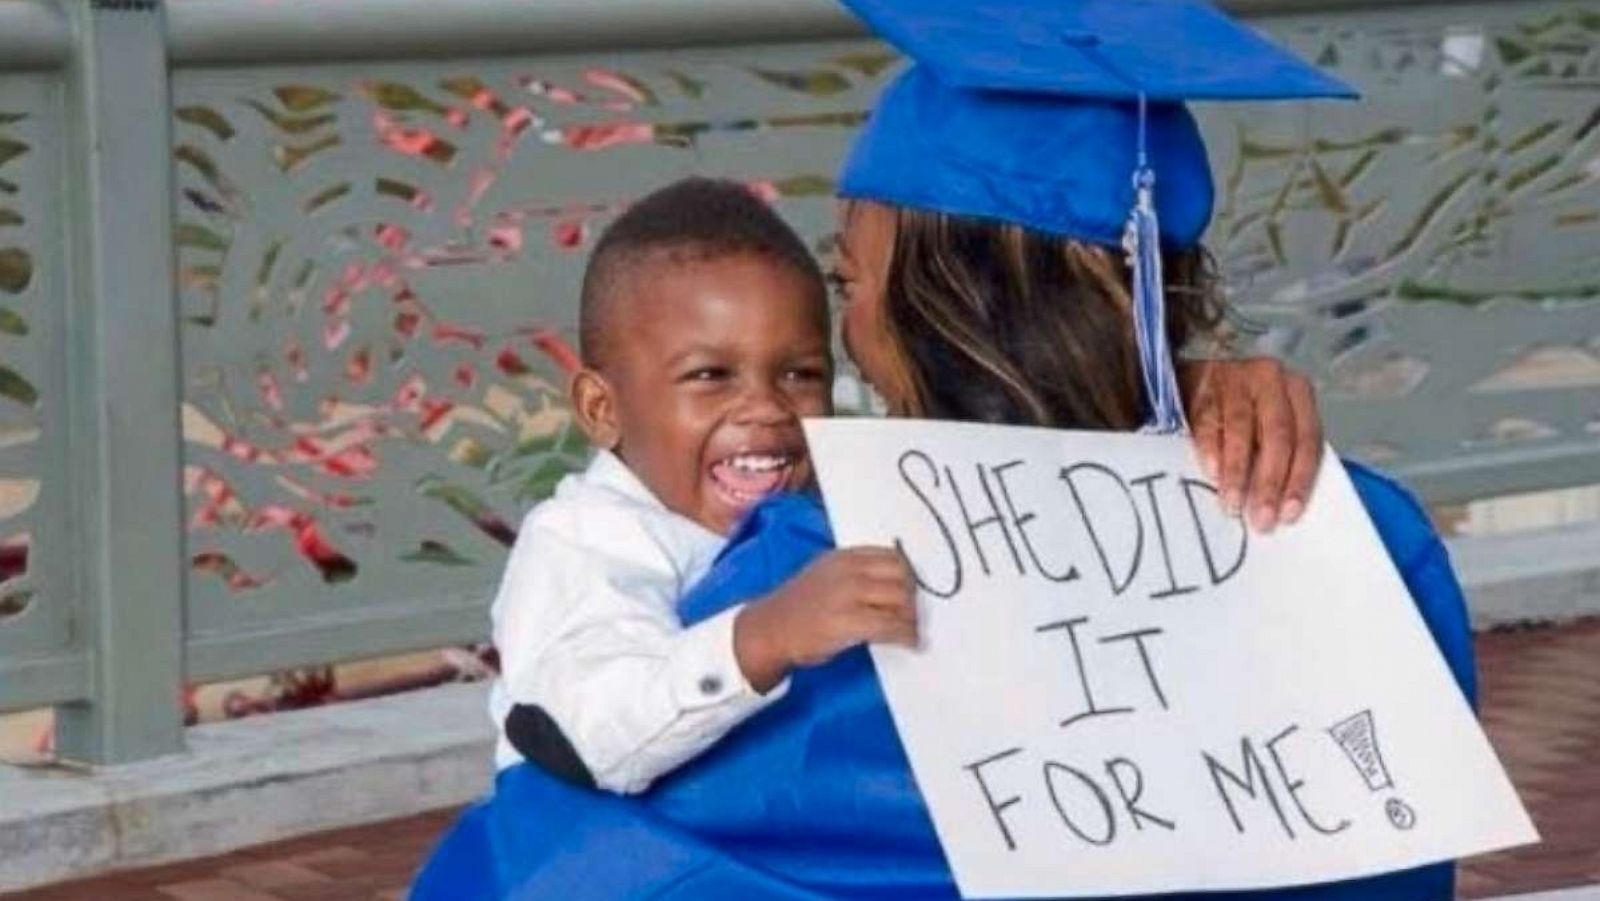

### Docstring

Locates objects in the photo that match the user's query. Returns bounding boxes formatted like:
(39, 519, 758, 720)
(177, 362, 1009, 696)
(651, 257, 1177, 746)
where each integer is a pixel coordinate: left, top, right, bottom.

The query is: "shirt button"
(698, 675, 723, 697)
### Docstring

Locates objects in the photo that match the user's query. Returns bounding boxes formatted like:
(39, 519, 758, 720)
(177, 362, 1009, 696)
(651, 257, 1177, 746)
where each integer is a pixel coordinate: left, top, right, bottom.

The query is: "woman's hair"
(868, 204, 1225, 430)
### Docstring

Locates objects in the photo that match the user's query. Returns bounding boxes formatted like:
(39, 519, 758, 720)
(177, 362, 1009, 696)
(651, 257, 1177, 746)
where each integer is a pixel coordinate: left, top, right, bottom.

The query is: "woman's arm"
(1179, 358, 1322, 533)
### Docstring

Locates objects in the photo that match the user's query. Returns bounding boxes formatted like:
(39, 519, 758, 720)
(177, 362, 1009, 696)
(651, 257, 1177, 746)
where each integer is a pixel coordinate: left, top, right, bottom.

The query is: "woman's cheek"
(840, 299, 869, 374)
(842, 298, 889, 394)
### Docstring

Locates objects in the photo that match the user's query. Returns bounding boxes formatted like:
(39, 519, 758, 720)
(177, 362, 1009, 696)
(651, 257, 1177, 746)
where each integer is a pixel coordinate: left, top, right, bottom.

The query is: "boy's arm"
(494, 510, 788, 795)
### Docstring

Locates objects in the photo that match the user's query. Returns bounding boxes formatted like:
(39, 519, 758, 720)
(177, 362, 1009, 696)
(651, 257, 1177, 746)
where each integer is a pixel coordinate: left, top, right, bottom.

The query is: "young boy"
(488, 177, 917, 793)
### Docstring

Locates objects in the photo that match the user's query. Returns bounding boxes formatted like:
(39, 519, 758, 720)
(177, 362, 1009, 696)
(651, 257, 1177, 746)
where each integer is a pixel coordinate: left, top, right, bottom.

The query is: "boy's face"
(573, 252, 834, 535)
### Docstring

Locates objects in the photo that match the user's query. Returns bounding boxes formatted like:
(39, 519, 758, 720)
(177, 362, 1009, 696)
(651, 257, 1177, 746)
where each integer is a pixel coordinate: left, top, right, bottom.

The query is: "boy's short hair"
(579, 177, 826, 368)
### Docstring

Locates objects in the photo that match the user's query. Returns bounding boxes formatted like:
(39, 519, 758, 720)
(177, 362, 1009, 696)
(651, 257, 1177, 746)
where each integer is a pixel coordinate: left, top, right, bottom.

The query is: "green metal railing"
(0, 0, 1597, 764)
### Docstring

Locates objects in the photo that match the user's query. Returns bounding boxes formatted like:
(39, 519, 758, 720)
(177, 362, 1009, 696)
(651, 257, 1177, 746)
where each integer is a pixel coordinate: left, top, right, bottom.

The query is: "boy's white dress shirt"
(488, 451, 789, 793)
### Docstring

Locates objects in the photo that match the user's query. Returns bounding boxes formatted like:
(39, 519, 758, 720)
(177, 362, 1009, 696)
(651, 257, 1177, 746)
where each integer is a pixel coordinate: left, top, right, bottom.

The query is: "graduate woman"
(412, 1, 1475, 898)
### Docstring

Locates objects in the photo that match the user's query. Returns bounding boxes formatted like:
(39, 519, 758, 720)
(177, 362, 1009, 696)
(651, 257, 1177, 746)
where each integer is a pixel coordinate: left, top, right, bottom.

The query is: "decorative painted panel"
(0, 74, 68, 672)
(1206, 2, 1600, 481)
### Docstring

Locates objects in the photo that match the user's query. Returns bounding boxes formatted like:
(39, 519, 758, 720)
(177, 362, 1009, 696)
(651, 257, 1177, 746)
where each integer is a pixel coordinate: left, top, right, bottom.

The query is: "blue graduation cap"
(836, 0, 1355, 433)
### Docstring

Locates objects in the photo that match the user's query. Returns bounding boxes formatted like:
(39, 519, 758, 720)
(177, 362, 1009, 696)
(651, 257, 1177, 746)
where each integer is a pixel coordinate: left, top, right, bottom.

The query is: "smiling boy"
(488, 178, 917, 793)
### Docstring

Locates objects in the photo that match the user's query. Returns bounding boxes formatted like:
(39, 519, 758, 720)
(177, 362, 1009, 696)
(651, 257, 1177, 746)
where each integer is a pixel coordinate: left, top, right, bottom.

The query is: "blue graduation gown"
(412, 462, 1475, 900)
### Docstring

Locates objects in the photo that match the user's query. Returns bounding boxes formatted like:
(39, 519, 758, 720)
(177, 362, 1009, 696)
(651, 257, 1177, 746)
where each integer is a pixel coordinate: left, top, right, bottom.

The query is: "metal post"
(54, 0, 188, 764)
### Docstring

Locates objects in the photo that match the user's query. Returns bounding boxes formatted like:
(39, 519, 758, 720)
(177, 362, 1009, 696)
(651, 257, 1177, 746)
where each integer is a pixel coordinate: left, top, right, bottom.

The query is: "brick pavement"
(7, 620, 1599, 901)
(1455, 619, 1600, 899)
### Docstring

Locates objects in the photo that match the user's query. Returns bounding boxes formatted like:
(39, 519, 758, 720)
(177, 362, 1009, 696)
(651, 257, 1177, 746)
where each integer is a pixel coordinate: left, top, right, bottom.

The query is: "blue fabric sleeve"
(1346, 461, 1478, 707)
(676, 492, 836, 628)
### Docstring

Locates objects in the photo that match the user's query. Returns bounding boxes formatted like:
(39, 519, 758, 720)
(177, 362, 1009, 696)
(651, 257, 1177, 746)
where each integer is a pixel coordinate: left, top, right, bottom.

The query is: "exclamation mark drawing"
(1327, 709, 1416, 830)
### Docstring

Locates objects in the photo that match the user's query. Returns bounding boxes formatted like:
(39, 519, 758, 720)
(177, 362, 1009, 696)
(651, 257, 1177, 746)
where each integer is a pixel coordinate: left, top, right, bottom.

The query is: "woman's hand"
(1178, 358, 1322, 534)
(734, 547, 918, 693)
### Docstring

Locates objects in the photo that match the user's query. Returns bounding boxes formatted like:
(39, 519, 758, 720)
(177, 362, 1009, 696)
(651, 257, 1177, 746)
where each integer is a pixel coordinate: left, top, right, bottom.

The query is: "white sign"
(804, 418, 1536, 899)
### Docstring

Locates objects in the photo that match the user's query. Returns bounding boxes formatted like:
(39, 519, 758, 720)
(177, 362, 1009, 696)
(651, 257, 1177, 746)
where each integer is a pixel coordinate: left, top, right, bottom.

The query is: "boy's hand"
(734, 547, 917, 693)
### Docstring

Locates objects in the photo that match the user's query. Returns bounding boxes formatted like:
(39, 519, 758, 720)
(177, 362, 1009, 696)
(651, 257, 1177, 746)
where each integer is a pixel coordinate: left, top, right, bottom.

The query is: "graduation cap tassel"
(1125, 93, 1188, 435)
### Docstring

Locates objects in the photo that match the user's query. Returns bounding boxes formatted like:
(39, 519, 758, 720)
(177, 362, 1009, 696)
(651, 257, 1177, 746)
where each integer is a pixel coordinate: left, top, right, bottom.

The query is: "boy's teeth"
(711, 454, 792, 504)
(728, 454, 787, 472)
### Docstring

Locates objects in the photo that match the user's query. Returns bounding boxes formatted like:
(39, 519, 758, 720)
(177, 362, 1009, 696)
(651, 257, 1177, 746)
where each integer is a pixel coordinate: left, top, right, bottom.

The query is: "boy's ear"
(570, 368, 621, 451)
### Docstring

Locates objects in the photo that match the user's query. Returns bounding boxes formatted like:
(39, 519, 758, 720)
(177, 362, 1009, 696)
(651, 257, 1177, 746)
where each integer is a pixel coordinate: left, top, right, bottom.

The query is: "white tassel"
(1124, 98, 1188, 435)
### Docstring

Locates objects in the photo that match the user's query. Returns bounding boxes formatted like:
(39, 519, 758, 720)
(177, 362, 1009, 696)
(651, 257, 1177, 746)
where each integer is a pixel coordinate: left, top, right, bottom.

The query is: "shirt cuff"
(667, 605, 790, 714)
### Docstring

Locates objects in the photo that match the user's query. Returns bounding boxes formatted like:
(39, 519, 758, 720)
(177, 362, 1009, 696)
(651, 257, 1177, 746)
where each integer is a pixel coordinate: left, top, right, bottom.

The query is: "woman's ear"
(570, 368, 621, 451)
